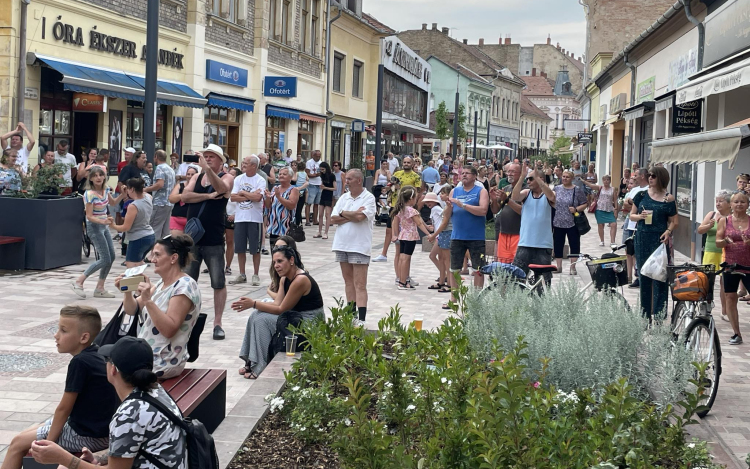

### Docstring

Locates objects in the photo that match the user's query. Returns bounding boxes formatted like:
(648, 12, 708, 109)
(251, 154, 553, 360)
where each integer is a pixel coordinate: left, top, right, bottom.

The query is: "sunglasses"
(526, 176, 534, 182)
(648, 173, 656, 178)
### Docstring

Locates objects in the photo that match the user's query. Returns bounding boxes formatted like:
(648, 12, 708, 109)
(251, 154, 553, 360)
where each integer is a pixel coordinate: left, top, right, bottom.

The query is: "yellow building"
(326, 7, 390, 166)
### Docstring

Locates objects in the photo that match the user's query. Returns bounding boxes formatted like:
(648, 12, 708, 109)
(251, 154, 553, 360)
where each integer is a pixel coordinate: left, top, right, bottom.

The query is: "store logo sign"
(263, 76, 297, 97)
(206, 60, 248, 87)
(72, 93, 106, 112)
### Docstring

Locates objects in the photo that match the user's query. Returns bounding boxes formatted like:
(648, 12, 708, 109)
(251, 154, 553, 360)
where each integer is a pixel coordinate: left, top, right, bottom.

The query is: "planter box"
(0, 196, 84, 270)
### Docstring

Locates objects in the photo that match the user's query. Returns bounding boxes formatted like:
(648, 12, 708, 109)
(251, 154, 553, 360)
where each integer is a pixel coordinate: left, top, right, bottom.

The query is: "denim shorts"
(187, 244, 226, 289)
(125, 234, 155, 262)
(306, 184, 322, 204)
(437, 230, 452, 250)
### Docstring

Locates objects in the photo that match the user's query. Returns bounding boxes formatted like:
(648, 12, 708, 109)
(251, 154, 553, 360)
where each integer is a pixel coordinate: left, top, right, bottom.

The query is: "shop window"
(331, 128, 342, 162)
(281, 0, 291, 45)
(204, 106, 240, 163)
(301, 0, 309, 53)
(38, 67, 73, 158)
(212, 0, 238, 23)
(675, 163, 692, 215)
(333, 52, 345, 93)
(311, 0, 319, 56)
(350, 131, 363, 169)
(265, 115, 286, 157)
(126, 101, 166, 152)
(352, 60, 363, 98)
(298, 120, 314, 161)
(382, 70, 428, 124)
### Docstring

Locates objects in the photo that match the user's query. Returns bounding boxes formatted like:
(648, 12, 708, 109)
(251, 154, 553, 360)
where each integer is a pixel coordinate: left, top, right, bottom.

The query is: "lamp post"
(143, 0, 159, 162)
(375, 64, 384, 168)
(452, 68, 460, 160)
(472, 111, 478, 160)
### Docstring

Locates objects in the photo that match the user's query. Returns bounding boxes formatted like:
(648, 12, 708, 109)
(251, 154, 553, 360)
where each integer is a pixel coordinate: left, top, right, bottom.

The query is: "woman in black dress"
(314, 162, 337, 239)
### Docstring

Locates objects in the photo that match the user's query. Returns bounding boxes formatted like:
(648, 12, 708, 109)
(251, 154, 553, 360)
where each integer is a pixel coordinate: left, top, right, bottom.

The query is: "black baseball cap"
(99, 336, 153, 375)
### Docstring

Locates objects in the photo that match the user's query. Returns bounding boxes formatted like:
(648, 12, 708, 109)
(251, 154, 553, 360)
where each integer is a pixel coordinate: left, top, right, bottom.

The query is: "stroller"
(372, 185, 391, 226)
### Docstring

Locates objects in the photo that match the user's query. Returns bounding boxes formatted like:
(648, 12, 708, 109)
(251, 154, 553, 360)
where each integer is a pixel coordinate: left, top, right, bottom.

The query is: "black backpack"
(130, 390, 219, 469)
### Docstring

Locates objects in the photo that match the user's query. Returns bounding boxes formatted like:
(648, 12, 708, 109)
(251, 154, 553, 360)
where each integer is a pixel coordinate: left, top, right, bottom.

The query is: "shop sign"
(206, 60, 248, 87)
(72, 93, 106, 112)
(24, 88, 38, 100)
(668, 47, 698, 91)
(564, 119, 587, 137)
(263, 76, 297, 97)
(43, 18, 184, 69)
(636, 76, 656, 103)
(381, 36, 431, 92)
(577, 132, 593, 144)
(672, 99, 703, 134)
(413, 135, 424, 144)
(351, 120, 365, 132)
(609, 93, 627, 115)
(704, 0, 750, 67)
(331, 121, 347, 128)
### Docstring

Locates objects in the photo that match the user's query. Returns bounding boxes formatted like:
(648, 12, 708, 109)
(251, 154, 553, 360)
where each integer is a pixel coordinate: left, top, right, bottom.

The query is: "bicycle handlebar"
(719, 262, 750, 276)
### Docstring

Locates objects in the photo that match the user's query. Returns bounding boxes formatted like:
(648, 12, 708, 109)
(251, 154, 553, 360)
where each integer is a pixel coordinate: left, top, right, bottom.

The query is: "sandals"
(438, 286, 451, 293)
(428, 283, 444, 290)
(239, 366, 258, 379)
(441, 303, 452, 310)
(322, 234, 328, 239)
(313, 234, 323, 238)
(739, 295, 750, 302)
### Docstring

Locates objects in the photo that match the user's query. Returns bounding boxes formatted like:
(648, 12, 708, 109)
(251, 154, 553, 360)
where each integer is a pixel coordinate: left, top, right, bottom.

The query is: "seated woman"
(115, 233, 202, 379)
(266, 235, 299, 300)
(233, 244, 324, 379)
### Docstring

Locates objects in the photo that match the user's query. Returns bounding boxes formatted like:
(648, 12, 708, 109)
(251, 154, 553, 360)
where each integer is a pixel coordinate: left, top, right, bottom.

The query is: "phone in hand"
(183, 154, 200, 163)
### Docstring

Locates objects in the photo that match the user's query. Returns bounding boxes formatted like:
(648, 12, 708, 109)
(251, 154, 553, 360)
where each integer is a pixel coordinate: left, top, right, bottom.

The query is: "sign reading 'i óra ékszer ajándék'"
(263, 77, 298, 97)
(206, 60, 248, 87)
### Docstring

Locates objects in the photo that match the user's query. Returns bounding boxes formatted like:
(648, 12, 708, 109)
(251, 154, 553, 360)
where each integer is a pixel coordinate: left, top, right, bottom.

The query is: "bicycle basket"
(667, 264, 715, 302)
(586, 254, 628, 291)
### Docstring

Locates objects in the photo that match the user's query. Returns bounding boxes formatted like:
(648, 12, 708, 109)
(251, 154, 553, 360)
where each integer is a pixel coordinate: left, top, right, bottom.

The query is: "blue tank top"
(450, 183, 485, 241)
(518, 191, 553, 249)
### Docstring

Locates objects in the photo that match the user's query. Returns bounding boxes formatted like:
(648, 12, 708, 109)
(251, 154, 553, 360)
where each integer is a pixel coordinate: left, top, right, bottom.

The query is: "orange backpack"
(672, 271, 710, 301)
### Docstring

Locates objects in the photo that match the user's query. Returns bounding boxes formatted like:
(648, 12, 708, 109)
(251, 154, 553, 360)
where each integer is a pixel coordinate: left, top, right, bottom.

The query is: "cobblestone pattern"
(11, 321, 60, 339)
(0, 353, 70, 378)
(205, 1, 256, 54)
(79, 0, 188, 33)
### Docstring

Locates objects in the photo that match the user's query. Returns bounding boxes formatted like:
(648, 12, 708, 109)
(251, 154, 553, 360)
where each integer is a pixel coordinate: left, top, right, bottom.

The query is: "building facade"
(521, 70, 581, 150)
(519, 95, 553, 156)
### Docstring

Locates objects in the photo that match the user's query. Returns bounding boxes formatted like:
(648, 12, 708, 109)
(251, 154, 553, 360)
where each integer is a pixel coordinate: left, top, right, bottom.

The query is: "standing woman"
(292, 160, 309, 226)
(71, 166, 117, 299)
(332, 161, 344, 206)
(552, 170, 588, 274)
(584, 163, 598, 205)
(265, 166, 300, 246)
(375, 160, 391, 187)
(112, 178, 155, 268)
(698, 190, 732, 322)
(629, 166, 678, 321)
(715, 191, 750, 345)
(168, 165, 199, 235)
(581, 174, 619, 246)
(315, 162, 336, 239)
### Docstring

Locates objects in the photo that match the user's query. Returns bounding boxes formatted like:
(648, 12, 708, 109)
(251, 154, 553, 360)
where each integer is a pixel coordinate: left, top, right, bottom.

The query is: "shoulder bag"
(94, 303, 142, 347)
(184, 172, 225, 244)
(572, 187, 591, 236)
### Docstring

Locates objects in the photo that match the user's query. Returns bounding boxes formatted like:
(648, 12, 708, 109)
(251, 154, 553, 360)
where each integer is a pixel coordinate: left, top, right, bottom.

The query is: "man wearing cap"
(117, 147, 136, 175)
(182, 144, 235, 340)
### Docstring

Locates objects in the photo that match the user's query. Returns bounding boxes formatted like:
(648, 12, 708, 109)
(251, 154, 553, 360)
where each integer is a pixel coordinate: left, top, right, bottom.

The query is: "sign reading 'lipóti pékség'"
(672, 99, 703, 134)
(263, 76, 298, 97)
(206, 60, 248, 87)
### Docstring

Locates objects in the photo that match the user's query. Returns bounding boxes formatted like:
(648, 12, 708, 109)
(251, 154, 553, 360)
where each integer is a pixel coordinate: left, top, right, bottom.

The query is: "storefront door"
(73, 113, 98, 161)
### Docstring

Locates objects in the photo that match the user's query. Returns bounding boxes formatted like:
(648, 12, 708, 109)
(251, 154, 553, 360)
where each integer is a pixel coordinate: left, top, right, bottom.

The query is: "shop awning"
(206, 92, 255, 112)
(267, 105, 300, 120)
(382, 117, 436, 137)
(31, 54, 144, 101)
(650, 119, 750, 169)
(676, 56, 750, 105)
(127, 76, 206, 108)
(300, 113, 326, 123)
(623, 101, 655, 121)
(655, 91, 675, 112)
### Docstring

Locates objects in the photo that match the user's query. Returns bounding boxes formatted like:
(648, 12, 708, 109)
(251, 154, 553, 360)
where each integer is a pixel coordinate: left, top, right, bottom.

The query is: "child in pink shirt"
(392, 185, 431, 290)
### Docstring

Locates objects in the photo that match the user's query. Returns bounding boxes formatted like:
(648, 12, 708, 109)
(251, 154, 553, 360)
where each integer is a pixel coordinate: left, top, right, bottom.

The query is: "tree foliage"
(434, 101, 449, 141)
(550, 136, 572, 157)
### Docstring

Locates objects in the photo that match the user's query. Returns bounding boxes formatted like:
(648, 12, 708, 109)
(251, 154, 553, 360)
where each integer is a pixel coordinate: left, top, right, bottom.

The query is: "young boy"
(1, 306, 119, 469)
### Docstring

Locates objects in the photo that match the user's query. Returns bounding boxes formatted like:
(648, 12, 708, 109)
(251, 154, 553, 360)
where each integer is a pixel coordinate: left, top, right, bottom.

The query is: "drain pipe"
(323, 0, 342, 162)
(682, 0, 704, 70)
(16, 0, 30, 126)
(624, 52, 637, 169)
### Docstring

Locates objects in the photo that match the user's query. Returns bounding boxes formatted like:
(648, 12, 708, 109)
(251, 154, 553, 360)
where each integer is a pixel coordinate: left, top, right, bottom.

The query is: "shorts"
(187, 244, 226, 289)
(306, 185, 322, 204)
(450, 239, 485, 272)
(724, 272, 750, 294)
(702, 251, 722, 270)
(170, 216, 187, 231)
(386, 209, 394, 229)
(335, 250, 371, 265)
(37, 417, 109, 453)
(496, 232, 520, 264)
(126, 234, 155, 262)
(399, 240, 417, 256)
(437, 230, 452, 250)
(234, 222, 263, 254)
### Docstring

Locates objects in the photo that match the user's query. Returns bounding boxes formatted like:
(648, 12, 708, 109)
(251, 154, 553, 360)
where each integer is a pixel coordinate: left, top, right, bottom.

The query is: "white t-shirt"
(624, 185, 648, 231)
(387, 157, 400, 174)
(283, 155, 293, 164)
(55, 152, 77, 187)
(177, 162, 191, 176)
(6, 146, 30, 172)
(331, 190, 376, 256)
(232, 173, 266, 223)
(306, 158, 322, 185)
(430, 205, 444, 229)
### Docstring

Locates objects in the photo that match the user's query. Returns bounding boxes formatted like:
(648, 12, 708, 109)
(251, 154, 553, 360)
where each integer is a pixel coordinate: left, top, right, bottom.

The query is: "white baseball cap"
(124, 147, 136, 153)
(202, 143, 226, 163)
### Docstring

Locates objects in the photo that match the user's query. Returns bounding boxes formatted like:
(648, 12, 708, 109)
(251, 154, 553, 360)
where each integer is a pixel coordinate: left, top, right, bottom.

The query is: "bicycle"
(665, 262, 745, 416)
(82, 221, 92, 258)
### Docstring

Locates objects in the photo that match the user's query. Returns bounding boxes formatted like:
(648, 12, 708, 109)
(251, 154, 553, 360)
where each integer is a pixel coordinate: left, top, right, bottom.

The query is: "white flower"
(300, 426, 306, 432)
(402, 373, 407, 377)
(292, 386, 300, 392)
(406, 404, 416, 411)
(384, 381, 393, 388)
(441, 377, 447, 384)
(344, 418, 352, 426)
(688, 443, 695, 449)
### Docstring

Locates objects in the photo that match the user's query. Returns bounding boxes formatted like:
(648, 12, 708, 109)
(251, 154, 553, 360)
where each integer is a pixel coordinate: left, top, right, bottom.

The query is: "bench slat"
(0, 236, 24, 245)
(174, 370, 225, 415)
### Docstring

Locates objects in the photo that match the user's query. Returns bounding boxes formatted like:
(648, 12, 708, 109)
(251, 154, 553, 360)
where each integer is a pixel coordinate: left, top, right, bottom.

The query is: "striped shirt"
(268, 186, 295, 236)
(84, 188, 111, 220)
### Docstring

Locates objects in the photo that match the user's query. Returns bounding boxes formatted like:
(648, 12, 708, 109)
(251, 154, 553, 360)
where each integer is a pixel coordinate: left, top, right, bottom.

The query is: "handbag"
(288, 223, 306, 242)
(94, 303, 141, 347)
(588, 200, 597, 213)
(186, 313, 207, 363)
(184, 202, 207, 244)
(571, 187, 591, 236)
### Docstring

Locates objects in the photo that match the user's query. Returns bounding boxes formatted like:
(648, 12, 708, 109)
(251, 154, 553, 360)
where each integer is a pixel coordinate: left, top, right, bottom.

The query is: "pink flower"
(489, 359, 496, 364)
(533, 381, 540, 388)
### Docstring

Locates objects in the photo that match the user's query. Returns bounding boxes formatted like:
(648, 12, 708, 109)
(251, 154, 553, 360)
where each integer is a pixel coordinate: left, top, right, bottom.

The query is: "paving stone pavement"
(0, 213, 748, 465)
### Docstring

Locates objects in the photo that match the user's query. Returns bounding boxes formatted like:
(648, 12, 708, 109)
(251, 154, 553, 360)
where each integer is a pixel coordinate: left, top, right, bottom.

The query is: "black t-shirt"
(65, 345, 119, 438)
(186, 172, 229, 246)
(118, 164, 141, 184)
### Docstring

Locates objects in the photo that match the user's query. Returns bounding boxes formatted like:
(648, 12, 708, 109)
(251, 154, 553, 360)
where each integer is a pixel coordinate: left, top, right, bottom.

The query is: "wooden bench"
(162, 368, 227, 434)
(0, 236, 25, 271)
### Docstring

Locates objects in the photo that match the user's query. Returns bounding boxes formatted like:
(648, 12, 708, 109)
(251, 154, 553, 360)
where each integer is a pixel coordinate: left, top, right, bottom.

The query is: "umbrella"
(487, 144, 514, 151)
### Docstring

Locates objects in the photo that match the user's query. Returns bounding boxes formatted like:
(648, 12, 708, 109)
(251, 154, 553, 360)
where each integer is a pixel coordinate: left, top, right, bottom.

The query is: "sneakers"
(261, 248, 270, 255)
(372, 254, 387, 262)
(729, 334, 743, 345)
(213, 325, 225, 340)
(628, 279, 640, 289)
(252, 274, 261, 286)
(352, 318, 366, 328)
(599, 241, 605, 246)
(407, 277, 419, 286)
(71, 282, 86, 299)
(93, 290, 115, 298)
(225, 266, 232, 275)
(229, 274, 247, 285)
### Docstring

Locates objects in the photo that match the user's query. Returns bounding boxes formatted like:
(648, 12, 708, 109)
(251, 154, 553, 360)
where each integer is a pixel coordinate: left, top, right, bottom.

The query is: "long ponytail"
(392, 185, 417, 218)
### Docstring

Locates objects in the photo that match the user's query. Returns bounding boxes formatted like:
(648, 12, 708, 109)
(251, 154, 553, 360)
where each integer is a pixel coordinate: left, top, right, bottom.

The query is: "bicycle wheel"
(607, 291, 632, 314)
(478, 279, 528, 300)
(82, 230, 91, 258)
(670, 301, 692, 337)
(684, 317, 721, 417)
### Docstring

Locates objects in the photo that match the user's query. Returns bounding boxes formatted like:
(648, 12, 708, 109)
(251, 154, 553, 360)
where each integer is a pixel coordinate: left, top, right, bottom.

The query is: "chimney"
(562, 48, 565, 54)
(577, 56, 581, 61)
(479, 38, 484, 46)
(556, 42, 560, 50)
(547, 35, 551, 45)
(422, 23, 427, 30)
(442, 27, 449, 34)
(499, 37, 503, 44)
(532, 68, 536, 76)
(462, 39, 468, 44)
(541, 72, 547, 78)
(570, 52, 574, 58)
(505, 35, 511, 45)
(432, 23, 438, 30)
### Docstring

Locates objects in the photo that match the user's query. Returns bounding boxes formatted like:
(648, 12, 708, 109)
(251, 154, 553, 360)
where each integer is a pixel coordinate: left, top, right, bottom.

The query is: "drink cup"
(285, 335, 298, 356)
(414, 314, 424, 331)
(644, 211, 653, 225)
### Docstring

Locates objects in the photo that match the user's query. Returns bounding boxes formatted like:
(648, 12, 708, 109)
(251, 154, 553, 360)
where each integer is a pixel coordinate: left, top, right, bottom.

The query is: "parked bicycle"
(666, 262, 745, 416)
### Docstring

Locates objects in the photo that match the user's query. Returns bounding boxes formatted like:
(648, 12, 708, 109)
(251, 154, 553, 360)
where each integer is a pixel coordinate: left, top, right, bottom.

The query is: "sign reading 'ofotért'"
(263, 76, 298, 97)
(206, 60, 248, 87)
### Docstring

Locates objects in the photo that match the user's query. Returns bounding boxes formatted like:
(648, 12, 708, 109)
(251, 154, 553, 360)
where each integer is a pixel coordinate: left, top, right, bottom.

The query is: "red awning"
(300, 114, 325, 123)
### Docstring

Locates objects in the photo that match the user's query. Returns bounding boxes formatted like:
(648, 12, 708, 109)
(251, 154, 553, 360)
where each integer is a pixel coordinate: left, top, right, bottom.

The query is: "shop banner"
(636, 76, 656, 103)
(206, 60, 248, 87)
(108, 110, 122, 176)
(704, 0, 750, 67)
(672, 99, 703, 134)
(172, 117, 183, 158)
(263, 76, 297, 97)
(73, 93, 106, 112)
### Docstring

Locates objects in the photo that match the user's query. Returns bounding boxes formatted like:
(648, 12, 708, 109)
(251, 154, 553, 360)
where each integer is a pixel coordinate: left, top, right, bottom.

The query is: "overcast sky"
(365, 0, 587, 60)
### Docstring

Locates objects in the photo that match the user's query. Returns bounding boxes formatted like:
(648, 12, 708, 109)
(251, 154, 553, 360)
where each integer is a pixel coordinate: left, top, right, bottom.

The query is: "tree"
(550, 136, 572, 158)
(457, 103, 468, 141)
(435, 101, 449, 140)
